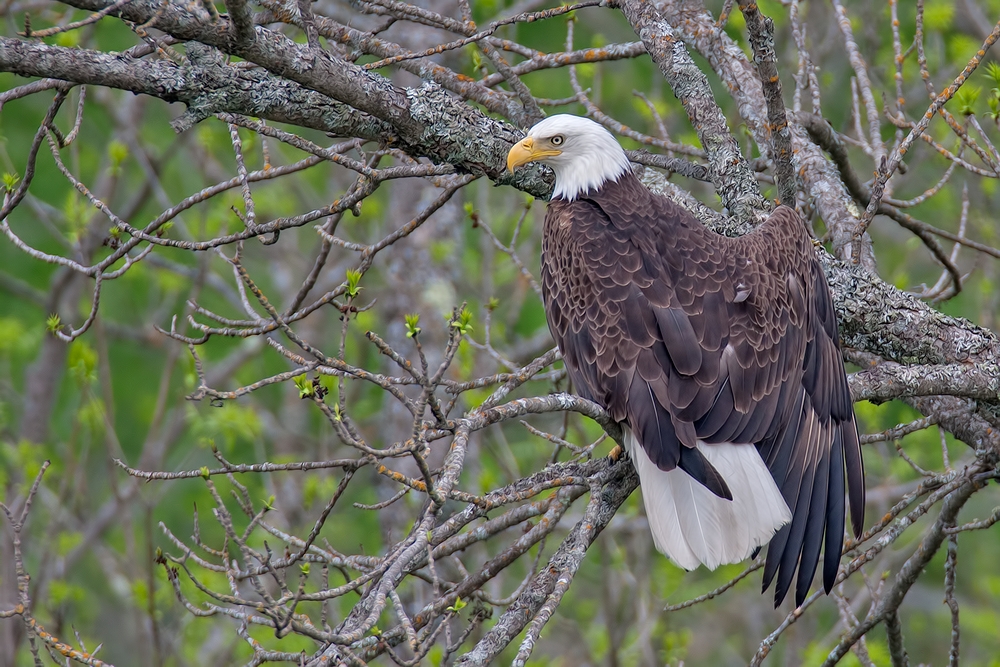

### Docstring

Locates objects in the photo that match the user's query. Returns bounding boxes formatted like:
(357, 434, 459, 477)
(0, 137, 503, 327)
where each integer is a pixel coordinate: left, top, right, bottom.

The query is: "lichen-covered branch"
(617, 0, 766, 221)
(737, 0, 796, 205)
(2, 0, 1000, 664)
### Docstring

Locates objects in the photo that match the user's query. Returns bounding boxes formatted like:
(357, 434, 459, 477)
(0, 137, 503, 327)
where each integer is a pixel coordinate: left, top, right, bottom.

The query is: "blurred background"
(2, 0, 1000, 664)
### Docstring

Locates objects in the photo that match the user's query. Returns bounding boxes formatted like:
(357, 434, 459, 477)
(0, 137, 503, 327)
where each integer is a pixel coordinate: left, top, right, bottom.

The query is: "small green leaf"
(300, 563, 310, 576)
(57, 532, 83, 556)
(923, 0, 954, 30)
(55, 31, 79, 48)
(467, 44, 482, 71)
(450, 306, 474, 336)
(200, 466, 211, 480)
(447, 597, 467, 613)
(45, 313, 62, 333)
(63, 191, 89, 238)
(486, 297, 499, 312)
(293, 373, 314, 398)
(985, 61, 1000, 87)
(345, 269, 363, 299)
(405, 313, 421, 338)
(2, 172, 20, 192)
(955, 86, 981, 116)
(262, 495, 276, 511)
(67, 341, 98, 386)
(108, 140, 129, 174)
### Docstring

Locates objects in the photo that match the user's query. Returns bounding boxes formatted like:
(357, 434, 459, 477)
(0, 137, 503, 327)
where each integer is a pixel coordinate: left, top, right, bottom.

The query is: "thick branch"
(824, 252, 999, 367)
(0, 38, 554, 197)
(906, 395, 1000, 452)
(0, 38, 380, 133)
(60, 0, 424, 139)
(849, 362, 1000, 404)
(618, 0, 766, 221)
(255, 0, 525, 122)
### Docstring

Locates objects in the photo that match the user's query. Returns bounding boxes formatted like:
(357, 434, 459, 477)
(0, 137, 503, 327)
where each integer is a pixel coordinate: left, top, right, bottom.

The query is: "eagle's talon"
(608, 443, 624, 462)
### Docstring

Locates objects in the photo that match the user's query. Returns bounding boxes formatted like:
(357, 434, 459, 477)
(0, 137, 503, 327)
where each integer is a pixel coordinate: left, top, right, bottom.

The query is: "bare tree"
(2, 0, 1000, 665)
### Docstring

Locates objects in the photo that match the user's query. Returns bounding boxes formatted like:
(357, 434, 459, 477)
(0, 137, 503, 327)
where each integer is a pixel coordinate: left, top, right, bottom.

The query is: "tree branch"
(737, 0, 796, 205)
(0, 37, 554, 197)
(453, 461, 638, 666)
(849, 361, 1000, 404)
(59, 0, 424, 138)
(821, 471, 986, 666)
(617, 0, 766, 221)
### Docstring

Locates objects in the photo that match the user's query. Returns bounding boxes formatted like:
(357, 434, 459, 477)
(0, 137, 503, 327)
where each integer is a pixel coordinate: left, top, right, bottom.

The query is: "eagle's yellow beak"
(506, 137, 561, 172)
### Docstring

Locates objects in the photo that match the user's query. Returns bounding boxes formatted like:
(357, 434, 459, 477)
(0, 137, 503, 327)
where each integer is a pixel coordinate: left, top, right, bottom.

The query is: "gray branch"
(3, 32, 994, 405)
(737, 0, 796, 205)
(820, 471, 984, 666)
(849, 362, 1000, 404)
(617, 0, 767, 221)
(454, 462, 639, 666)
(60, 0, 423, 138)
(654, 0, 878, 270)
(0, 37, 554, 197)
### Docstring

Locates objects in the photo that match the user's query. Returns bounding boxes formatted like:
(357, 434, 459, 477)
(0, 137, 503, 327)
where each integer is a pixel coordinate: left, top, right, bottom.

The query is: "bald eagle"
(507, 115, 864, 607)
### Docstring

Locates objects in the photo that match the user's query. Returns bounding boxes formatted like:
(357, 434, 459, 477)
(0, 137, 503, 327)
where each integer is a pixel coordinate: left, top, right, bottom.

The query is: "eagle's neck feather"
(549, 142, 632, 202)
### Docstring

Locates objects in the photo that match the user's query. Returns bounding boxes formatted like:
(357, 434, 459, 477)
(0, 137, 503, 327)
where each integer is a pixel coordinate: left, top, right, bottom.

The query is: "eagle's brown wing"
(540, 176, 863, 607)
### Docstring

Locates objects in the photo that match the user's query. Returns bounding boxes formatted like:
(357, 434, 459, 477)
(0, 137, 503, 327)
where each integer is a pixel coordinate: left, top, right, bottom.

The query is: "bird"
(506, 114, 864, 607)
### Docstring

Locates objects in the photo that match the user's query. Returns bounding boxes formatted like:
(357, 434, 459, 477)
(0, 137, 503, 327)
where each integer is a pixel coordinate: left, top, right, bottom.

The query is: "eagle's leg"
(608, 443, 625, 462)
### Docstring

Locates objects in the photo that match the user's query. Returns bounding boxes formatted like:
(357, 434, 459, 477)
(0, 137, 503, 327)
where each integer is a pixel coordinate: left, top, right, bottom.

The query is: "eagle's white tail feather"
(625, 429, 791, 570)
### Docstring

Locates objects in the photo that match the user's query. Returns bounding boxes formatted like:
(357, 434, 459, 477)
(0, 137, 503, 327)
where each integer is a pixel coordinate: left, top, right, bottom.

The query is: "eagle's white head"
(506, 115, 632, 201)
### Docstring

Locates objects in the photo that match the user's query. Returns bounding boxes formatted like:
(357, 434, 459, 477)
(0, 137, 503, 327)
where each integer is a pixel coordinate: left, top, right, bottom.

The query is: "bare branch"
(618, 0, 767, 221)
(737, 0, 796, 205)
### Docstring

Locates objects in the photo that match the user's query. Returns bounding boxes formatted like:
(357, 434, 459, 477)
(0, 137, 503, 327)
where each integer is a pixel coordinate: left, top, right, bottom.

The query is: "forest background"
(2, 0, 1000, 665)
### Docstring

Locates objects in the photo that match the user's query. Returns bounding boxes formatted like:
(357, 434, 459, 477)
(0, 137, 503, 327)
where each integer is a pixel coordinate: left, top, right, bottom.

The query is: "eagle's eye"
(550, 135, 565, 146)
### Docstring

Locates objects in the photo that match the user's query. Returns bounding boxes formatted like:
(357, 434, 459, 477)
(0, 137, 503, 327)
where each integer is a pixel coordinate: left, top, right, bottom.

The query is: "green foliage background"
(2, 0, 1000, 665)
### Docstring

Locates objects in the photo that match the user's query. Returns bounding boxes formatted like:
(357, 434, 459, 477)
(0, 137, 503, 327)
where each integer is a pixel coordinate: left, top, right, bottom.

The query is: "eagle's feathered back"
(540, 174, 864, 607)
